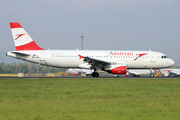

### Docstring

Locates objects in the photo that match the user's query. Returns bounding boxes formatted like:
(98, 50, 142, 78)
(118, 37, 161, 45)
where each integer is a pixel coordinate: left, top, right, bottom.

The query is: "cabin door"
(40, 52, 46, 64)
(150, 53, 156, 63)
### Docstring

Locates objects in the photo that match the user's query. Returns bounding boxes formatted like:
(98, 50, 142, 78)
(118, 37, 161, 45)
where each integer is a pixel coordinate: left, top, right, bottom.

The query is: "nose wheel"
(150, 74, 154, 77)
(150, 69, 154, 77)
(92, 72, 99, 77)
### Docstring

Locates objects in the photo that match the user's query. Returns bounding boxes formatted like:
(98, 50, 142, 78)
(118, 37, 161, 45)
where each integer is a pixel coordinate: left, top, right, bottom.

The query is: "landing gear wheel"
(92, 72, 99, 77)
(150, 74, 154, 77)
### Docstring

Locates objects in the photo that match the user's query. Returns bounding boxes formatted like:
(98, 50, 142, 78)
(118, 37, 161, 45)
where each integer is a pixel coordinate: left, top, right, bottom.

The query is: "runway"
(0, 77, 179, 79)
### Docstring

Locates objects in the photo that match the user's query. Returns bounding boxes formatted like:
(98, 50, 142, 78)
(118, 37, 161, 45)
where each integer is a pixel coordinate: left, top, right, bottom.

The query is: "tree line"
(0, 62, 179, 74)
(0, 62, 66, 74)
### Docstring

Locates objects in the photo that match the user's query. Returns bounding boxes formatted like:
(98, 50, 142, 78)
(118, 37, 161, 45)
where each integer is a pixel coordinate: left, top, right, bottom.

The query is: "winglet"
(78, 54, 83, 59)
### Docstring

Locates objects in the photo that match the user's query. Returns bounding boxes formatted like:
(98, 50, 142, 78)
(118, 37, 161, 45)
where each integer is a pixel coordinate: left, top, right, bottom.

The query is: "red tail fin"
(10, 22, 44, 51)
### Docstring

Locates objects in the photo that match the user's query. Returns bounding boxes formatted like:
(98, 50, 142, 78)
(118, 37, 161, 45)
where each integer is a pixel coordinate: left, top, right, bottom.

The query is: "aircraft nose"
(169, 59, 175, 67)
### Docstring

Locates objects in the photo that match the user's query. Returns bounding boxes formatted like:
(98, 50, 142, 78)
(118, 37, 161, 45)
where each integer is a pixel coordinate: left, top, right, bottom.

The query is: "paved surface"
(0, 77, 179, 79)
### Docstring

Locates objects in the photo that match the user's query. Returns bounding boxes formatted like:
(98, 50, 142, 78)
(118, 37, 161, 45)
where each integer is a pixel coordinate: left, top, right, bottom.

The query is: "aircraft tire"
(150, 74, 154, 77)
(92, 72, 99, 77)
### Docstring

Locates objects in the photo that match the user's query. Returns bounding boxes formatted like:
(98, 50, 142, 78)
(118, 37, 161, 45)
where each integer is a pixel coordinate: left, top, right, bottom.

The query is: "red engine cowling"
(110, 65, 127, 74)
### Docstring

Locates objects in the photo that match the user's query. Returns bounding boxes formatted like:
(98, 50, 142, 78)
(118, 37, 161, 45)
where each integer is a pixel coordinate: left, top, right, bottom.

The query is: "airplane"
(126, 69, 180, 77)
(161, 69, 180, 77)
(6, 22, 175, 77)
(126, 69, 154, 77)
(67, 68, 93, 76)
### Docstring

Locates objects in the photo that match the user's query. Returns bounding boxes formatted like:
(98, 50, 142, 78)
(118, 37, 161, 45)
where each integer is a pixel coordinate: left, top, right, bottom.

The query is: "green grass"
(0, 78, 180, 120)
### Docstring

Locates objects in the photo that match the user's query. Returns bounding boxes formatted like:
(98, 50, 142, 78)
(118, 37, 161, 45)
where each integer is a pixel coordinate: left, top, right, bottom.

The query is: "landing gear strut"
(150, 69, 154, 77)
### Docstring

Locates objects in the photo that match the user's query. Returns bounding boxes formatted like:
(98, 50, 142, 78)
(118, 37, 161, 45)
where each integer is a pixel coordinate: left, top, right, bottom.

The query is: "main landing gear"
(92, 72, 99, 77)
(92, 69, 99, 77)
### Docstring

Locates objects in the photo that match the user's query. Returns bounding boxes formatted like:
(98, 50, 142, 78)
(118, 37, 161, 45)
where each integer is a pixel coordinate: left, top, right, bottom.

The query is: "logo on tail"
(15, 33, 26, 40)
(10, 22, 44, 51)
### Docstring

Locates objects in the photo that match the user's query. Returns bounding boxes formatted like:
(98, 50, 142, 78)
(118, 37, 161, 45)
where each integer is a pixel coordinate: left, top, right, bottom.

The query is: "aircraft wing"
(79, 54, 111, 69)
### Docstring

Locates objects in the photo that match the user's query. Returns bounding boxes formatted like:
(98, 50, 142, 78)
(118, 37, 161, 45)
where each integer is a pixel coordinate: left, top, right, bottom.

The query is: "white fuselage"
(7, 22, 175, 77)
(6, 50, 175, 69)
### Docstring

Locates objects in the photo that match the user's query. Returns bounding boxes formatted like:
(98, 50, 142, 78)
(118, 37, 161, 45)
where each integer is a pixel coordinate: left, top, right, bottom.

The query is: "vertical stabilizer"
(10, 22, 44, 51)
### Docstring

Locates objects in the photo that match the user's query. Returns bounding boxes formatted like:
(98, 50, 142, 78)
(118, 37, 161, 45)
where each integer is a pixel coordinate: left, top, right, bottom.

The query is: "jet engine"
(105, 65, 127, 74)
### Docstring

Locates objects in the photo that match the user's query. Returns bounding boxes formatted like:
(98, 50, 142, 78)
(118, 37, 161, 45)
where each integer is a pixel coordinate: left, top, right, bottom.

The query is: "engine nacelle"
(108, 65, 127, 74)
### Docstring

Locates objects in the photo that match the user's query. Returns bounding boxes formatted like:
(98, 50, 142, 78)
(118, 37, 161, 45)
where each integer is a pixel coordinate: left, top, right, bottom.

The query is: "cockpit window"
(161, 56, 169, 59)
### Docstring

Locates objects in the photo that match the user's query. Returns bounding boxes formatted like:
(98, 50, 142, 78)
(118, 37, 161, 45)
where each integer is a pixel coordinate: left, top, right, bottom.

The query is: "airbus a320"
(6, 22, 175, 77)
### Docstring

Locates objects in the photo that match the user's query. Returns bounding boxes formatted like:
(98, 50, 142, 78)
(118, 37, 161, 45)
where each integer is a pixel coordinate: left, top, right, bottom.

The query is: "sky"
(1, 0, 180, 64)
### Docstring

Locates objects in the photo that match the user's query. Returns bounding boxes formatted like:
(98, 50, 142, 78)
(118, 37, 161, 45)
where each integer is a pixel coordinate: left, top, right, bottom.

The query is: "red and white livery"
(6, 22, 175, 77)
(10, 23, 43, 51)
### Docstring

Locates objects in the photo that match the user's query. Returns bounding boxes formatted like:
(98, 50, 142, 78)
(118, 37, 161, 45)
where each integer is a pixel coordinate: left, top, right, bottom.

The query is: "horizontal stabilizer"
(11, 52, 31, 56)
